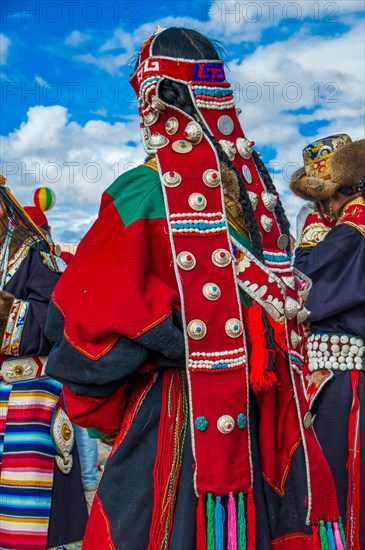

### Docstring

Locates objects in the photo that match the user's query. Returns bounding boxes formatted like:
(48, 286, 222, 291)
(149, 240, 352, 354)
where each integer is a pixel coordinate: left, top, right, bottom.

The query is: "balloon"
(33, 187, 56, 211)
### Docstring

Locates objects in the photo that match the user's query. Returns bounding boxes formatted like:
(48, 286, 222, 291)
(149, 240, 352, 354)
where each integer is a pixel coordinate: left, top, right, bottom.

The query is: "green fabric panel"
(106, 165, 166, 228)
(229, 225, 253, 253)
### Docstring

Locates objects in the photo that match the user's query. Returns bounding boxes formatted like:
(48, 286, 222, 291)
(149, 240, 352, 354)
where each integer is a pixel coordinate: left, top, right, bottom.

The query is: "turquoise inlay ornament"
(195, 416, 209, 431)
(237, 413, 247, 429)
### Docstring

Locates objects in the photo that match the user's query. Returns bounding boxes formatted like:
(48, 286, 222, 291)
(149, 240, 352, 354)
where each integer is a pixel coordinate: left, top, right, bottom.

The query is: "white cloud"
(35, 75, 49, 88)
(65, 30, 92, 47)
(0, 34, 11, 65)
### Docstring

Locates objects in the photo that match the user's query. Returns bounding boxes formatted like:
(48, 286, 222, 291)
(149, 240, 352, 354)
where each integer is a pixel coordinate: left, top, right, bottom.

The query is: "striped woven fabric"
(0, 376, 62, 550)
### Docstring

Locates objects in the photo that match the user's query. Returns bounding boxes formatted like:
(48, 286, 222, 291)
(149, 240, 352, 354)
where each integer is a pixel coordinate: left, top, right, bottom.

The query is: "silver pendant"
(150, 95, 166, 112)
(188, 193, 207, 211)
(277, 234, 289, 250)
(282, 276, 296, 290)
(242, 164, 252, 184)
(261, 191, 277, 212)
(297, 308, 310, 324)
(165, 117, 179, 135)
(217, 115, 234, 135)
(187, 319, 207, 340)
(172, 139, 193, 154)
(236, 138, 254, 159)
(247, 191, 258, 211)
(284, 297, 300, 320)
(219, 140, 236, 161)
(261, 214, 273, 232)
(225, 318, 243, 338)
(184, 121, 203, 144)
(202, 169, 220, 188)
(217, 415, 235, 434)
(162, 171, 181, 188)
(212, 249, 231, 267)
(52, 408, 74, 475)
(143, 110, 159, 126)
(202, 283, 221, 301)
(291, 330, 302, 349)
(147, 132, 169, 149)
(177, 251, 196, 270)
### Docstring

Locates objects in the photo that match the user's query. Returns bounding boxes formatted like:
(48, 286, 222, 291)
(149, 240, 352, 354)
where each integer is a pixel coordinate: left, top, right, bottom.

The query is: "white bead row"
(190, 348, 245, 357)
(170, 212, 223, 218)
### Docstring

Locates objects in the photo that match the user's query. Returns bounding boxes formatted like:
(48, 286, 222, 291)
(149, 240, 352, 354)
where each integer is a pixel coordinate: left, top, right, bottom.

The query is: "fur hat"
(331, 139, 365, 188)
(290, 134, 352, 201)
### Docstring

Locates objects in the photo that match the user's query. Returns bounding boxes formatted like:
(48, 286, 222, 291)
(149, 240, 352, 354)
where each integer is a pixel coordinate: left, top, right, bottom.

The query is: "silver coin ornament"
(217, 415, 235, 434)
(172, 139, 193, 154)
(277, 234, 289, 250)
(143, 110, 159, 126)
(184, 121, 203, 145)
(261, 214, 273, 233)
(188, 193, 207, 211)
(284, 297, 300, 320)
(187, 319, 207, 340)
(291, 330, 302, 349)
(165, 117, 179, 135)
(212, 249, 232, 267)
(236, 138, 255, 159)
(162, 171, 182, 188)
(247, 191, 258, 211)
(150, 95, 166, 112)
(202, 283, 221, 301)
(225, 318, 243, 338)
(242, 164, 252, 183)
(217, 115, 234, 136)
(303, 412, 314, 429)
(147, 132, 169, 149)
(297, 308, 310, 324)
(261, 191, 277, 212)
(218, 140, 236, 161)
(177, 251, 196, 270)
(282, 276, 296, 291)
(202, 169, 220, 188)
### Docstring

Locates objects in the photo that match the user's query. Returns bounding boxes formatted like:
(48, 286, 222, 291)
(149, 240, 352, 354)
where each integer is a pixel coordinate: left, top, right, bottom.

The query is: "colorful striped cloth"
(0, 376, 62, 550)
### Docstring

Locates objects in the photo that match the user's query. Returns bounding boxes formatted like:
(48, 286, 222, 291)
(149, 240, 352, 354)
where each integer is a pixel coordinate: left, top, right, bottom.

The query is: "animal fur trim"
(290, 167, 339, 201)
(0, 290, 15, 341)
(330, 139, 365, 187)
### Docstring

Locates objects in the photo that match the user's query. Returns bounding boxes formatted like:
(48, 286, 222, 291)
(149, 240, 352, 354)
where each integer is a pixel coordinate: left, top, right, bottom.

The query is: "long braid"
(252, 151, 291, 256)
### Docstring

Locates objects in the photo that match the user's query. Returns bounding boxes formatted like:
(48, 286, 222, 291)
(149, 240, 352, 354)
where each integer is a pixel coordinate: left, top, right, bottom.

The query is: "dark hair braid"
(252, 151, 291, 256)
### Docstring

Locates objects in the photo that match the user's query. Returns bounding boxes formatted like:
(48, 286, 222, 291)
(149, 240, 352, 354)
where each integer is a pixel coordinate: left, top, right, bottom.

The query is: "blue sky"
(1, 0, 364, 241)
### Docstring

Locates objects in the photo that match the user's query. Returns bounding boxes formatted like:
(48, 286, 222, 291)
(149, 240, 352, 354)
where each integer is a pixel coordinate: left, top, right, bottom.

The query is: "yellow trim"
(144, 158, 158, 172)
(342, 221, 365, 238)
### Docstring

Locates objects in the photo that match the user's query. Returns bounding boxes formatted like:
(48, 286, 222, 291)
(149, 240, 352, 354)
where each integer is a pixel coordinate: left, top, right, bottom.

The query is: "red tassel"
(196, 494, 207, 550)
(246, 304, 277, 392)
(247, 487, 256, 550)
(312, 523, 321, 549)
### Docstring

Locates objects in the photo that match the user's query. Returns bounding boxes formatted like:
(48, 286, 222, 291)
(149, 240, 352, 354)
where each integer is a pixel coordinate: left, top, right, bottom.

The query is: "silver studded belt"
(307, 333, 365, 372)
(0, 356, 47, 383)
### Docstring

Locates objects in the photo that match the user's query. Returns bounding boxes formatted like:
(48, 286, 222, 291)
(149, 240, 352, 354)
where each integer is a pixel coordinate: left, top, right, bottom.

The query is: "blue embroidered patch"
(193, 63, 226, 82)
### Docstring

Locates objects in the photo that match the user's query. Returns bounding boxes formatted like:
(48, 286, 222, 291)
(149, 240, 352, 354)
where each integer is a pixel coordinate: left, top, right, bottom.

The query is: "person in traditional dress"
(0, 175, 88, 550)
(45, 28, 343, 550)
(291, 135, 365, 549)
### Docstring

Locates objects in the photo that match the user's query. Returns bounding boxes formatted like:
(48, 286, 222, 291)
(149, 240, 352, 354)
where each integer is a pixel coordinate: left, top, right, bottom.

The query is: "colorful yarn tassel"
(227, 491, 237, 550)
(237, 492, 246, 550)
(312, 523, 321, 549)
(247, 488, 256, 550)
(215, 496, 224, 550)
(326, 523, 335, 550)
(196, 494, 207, 550)
(207, 492, 215, 550)
(338, 519, 346, 548)
(319, 520, 329, 550)
(333, 522, 344, 550)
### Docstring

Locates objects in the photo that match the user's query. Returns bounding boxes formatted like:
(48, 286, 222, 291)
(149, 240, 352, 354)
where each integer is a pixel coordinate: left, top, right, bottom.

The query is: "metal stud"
(236, 138, 255, 159)
(260, 214, 273, 233)
(202, 169, 220, 188)
(297, 308, 310, 324)
(165, 117, 179, 135)
(150, 95, 165, 112)
(225, 318, 243, 338)
(291, 330, 302, 349)
(162, 171, 181, 188)
(284, 297, 300, 320)
(177, 251, 196, 270)
(217, 115, 234, 135)
(282, 276, 296, 290)
(184, 121, 203, 144)
(212, 249, 231, 267)
(172, 139, 193, 154)
(303, 412, 314, 429)
(187, 319, 207, 340)
(261, 191, 277, 212)
(188, 193, 207, 211)
(218, 140, 236, 161)
(247, 191, 258, 211)
(217, 415, 235, 434)
(147, 133, 169, 149)
(242, 164, 252, 183)
(277, 234, 289, 250)
(202, 283, 221, 301)
(143, 110, 159, 126)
